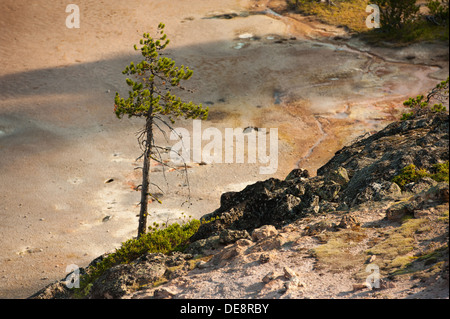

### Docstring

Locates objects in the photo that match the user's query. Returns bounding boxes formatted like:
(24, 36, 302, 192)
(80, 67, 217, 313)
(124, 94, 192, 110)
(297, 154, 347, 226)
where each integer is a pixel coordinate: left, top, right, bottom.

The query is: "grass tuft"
(74, 217, 214, 298)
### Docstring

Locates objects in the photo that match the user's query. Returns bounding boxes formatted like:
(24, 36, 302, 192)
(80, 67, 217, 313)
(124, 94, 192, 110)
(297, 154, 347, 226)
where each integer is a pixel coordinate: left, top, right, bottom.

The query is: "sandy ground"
(0, 0, 447, 298)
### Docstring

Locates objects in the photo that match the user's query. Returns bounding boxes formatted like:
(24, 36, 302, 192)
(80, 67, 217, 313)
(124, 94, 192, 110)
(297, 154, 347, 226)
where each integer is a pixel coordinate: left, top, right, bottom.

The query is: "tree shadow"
(0, 31, 391, 115)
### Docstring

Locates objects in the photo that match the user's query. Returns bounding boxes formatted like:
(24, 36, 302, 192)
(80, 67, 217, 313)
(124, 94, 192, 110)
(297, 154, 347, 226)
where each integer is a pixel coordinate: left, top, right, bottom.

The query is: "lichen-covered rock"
(353, 181, 402, 205)
(88, 253, 167, 299)
(404, 176, 438, 194)
(386, 201, 418, 221)
(76, 252, 191, 299)
(184, 235, 220, 256)
(317, 182, 341, 201)
(318, 113, 448, 207)
(328, 167, 350, 186)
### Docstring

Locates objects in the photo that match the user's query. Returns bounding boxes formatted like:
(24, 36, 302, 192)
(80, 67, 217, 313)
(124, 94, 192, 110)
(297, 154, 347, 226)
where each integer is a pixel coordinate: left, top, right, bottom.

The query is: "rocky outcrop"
(30, 113, 449, 299)
(318, 112, 449, 206)
(88, 253, 173, 299)
(189, 177, 308, 242)
(191, 113, 448, 242)
(31, 252, 194, 299)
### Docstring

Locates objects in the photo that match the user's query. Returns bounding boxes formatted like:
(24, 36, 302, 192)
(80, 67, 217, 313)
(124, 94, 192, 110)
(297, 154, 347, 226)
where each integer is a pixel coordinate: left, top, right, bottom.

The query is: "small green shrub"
(392, 164, 429, 188)
(400, 111, 414, 121)
(392, 161, 450, 188)
(403, 94, 428, 109)
(75, 217, 214, 297)
(401, 78, 449, 120)
(431, 103, 447, 113)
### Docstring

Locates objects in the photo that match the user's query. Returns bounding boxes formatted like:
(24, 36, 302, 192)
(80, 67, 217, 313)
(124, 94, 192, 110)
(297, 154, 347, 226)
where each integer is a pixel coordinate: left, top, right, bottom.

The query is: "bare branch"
(150, 182, 165, 194)
(153, 119, 171, 144)
(136, 153, 145, 162)
(150, 138, 170, 190)
(154, 115, 178, 133)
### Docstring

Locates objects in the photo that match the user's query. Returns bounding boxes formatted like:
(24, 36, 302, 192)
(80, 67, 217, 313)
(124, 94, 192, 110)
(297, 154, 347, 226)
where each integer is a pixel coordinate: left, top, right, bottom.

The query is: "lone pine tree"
(114, 23, 208, 238)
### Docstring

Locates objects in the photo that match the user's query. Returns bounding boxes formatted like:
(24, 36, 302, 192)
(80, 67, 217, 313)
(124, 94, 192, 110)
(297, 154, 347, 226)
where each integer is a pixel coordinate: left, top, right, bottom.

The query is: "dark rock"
(243, 126, 258, 133)
(317, 182, 341, 201)
(153, 287, 177, 299)
(85, 252, 192, 299)
(386, 201, 418, 222)
(164, 267, 189, 280)
(206, 13, 239, 19)
(190, 178, 305, 242)
(404, 176, 438, 194)
(353, 181, 401, 205)
(219, 229, 251, 245)
(88, 263, 141, 299)
(259, 252, 271, 264)
(88, 253, 168, 299)
(440, 185, 449, 203)
(285, 168, 310, 180)
(421, 182, 450, 203)
(318, 201, 340, 213)
(376, 278, 396, 290)
(184, 235, 221, 255)
(164, 251, 193, 267)
(328, 167, 350, 186)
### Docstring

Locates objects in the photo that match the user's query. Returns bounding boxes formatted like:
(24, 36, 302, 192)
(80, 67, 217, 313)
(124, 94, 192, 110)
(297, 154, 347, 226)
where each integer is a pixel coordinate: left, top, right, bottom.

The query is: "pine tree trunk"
(137, 114, 153, 238)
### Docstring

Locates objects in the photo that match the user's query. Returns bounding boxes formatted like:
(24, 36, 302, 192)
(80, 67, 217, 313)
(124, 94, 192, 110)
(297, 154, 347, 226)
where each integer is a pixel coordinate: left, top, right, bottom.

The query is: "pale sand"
(0, 0, 447, 298)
